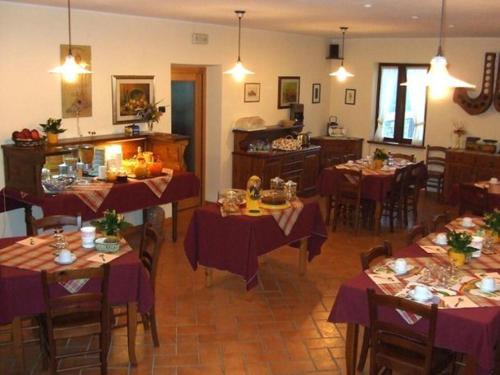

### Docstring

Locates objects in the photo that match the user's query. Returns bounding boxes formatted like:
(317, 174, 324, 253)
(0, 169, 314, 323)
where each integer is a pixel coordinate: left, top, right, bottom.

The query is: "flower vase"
(372, 159, 384, 169)
(448, 249, 466, 267)
(47, 132, 59, 144)
(454, 134, 463, 149)
(147, 122, 154, 133)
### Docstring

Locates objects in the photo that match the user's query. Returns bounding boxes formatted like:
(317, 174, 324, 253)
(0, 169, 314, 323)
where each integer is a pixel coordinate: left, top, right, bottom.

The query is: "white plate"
(217, 198, 246, 206)
(388, 263, 415, 275)
(54, 253, 76, 265)
(432, 238, 448, 246)
(474, 281, 498, 293)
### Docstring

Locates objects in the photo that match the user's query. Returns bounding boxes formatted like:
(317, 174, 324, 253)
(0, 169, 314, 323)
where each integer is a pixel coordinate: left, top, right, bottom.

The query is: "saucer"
(54, 253, 76, 265)
(475, 281, 498, 293)
(432, 238, 448, 246)
(408, 289, 434, 302)
(388, 263, 415, 275)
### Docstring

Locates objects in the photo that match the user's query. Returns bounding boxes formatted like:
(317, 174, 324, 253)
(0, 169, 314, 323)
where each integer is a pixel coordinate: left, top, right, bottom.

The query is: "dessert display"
(260, 189, 287, 206)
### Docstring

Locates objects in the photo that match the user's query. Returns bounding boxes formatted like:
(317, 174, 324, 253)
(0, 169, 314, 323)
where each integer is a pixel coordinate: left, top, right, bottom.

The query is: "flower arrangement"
(136, 101, 163, 132)
(373, 148, 388, 161)
(446, 231, 475, 254)
(452, 121, 467, 149)
(91, 209, 131, 237)
(40, 118, 66, 134)
(484, 210, 500, 236)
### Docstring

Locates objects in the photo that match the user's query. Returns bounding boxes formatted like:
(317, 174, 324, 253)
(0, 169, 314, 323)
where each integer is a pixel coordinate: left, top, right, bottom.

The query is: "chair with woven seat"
(30, 214, 82, 235)
(367, 289, 455, 375)
(459, 183, 490, 216)
(406, 223, 429, 245)
(40, 265, 110, 374)
(431, 211, 451, 232)
(425, 145, 447, 200)
(332, 168, 363, 233)
(356, 241, 393, 371)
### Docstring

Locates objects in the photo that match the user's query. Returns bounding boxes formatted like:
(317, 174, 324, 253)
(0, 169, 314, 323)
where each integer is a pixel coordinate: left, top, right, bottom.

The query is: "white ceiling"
(5, 0, 500, 38)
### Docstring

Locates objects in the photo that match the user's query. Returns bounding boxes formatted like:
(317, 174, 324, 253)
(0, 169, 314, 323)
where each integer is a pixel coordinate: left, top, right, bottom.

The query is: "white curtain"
(406, 68, 427, 146)
(375, 68, 398, 141)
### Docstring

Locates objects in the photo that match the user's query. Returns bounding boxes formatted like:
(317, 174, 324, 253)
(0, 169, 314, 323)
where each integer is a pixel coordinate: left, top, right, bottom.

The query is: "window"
(374, 63, 429, 146)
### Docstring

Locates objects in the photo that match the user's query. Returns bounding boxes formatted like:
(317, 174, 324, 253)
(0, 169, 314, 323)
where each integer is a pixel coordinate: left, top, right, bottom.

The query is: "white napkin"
(441, 295, 478, 308)
(366, 272, 401, 285)
(420, 245, 447, 254)
(87, 252, 121, 264)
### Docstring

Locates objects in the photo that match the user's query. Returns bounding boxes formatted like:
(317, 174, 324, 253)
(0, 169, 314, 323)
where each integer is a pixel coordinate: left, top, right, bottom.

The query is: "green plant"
(446, 230, 475, 254)
(39, 118, 66, 134)
(91, 209, 131, 236)
(373, 148, 388, 161)
(136, 101, 163, 124)
(484, 210, 500, 235)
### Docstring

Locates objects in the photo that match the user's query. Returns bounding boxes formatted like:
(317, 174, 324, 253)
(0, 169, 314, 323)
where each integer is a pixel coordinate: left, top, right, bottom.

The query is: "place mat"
(64, 181, 113, 212)
(140, 168, 173, 198)
(445, 217, 485, 234)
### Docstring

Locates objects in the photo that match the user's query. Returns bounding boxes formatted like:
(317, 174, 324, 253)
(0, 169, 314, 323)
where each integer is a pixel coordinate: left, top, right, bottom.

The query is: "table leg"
(205, 267, 213, 287)
(374, 201, 382, 234)
(12, 317, 25, 374)
(24, 205, 33, 236)
(345, 323, 359, 375)
(172, 201, 178, 243)
(127, 302, 138, 367)
(298, 238, 308, 275)
(325, 195, 332, 225)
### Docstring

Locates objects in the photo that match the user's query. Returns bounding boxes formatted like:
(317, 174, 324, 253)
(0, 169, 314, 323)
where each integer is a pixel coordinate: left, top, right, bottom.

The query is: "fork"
(454, 297, 464, 307)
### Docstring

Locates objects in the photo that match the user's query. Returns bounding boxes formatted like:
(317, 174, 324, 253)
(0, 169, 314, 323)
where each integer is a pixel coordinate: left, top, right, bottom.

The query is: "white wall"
(0, 1, 331, 236)
(329, 37, 500, 159)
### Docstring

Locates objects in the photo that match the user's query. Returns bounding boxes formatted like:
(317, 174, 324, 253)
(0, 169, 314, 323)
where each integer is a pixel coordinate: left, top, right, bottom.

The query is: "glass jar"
(284, 180, 298, 201)
(134, 158, 149, 179)
(270, 177, 285, 190)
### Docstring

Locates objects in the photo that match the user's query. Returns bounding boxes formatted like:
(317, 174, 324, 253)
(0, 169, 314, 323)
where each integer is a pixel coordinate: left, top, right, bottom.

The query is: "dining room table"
(0, 230, 153, 368)
(184, 198, 327, 290)
(328, 215, 500, 375)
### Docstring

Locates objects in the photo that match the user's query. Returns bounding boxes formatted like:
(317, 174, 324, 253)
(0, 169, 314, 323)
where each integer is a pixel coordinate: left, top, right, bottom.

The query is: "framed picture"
(61, 44, 92, 118)
(244, 83, 260, 103)
(112, 75, 155, 124)
(312, 83, 321, 104)
(345, 88, 356, 105)
(278, 76, 300, 109)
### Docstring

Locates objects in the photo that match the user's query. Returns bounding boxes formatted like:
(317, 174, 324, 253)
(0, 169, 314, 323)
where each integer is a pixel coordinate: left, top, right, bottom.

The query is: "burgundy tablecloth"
(0, 237, 154, 325)
(317, 167, 393, 202)
(184, 199, 327, 290)
(3, 171, 200, 220)
(448, 182, 500, 209)
(328, 244, 500, 374)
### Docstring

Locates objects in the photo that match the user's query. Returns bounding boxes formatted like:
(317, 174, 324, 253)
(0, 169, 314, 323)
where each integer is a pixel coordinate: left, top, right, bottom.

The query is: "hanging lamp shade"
(224, 10, 254, 81)
(329, 27, 354, 82)
(49, 0, 92, 82)
(402, 0, 474, 99)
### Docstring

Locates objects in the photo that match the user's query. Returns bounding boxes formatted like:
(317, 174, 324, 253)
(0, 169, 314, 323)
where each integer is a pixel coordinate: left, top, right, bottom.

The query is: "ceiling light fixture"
(224, 10, 254, 82)
(329, 27, 354, 82)
(403, 0, 474, 99)
(364, 4, 372, 8)
(49, 0, 91, 82)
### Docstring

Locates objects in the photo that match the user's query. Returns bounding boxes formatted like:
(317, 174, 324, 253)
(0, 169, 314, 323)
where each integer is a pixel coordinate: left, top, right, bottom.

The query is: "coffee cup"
(81, 226, 96, 249)
(413, 285, 432, 301)
(490, 177, 498, 184)
(462, 217, 473, 227)
(393, 258, 407, 274)
(347, 160, 354, 165)
(435, 233, 447, 245)
(480, 277, 496, 292)
(58, 249, 73, 263)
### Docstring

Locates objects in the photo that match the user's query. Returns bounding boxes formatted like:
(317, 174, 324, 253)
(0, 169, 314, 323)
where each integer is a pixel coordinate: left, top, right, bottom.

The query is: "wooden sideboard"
(310, 136, 363, 169)
(444, 149, 500, 201)
(232, 125, 320, 196)
(2, 132, 189, 198)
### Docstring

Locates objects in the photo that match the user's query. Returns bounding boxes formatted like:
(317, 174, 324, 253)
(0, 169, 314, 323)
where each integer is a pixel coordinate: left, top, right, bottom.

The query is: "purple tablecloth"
(317, 166, 393, 202)
(328, 244, 500, 374)
(184, 199, 327, 290)
(0, 237, 154, 324)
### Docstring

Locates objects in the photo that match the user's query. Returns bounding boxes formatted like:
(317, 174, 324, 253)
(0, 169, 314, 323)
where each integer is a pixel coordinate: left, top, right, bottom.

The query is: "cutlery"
(454, 297, 464, 307)
(99, 254, 106, 263)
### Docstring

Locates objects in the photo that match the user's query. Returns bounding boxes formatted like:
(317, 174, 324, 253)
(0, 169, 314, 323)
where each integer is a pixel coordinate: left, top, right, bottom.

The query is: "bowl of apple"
(12, 128, 45, 147)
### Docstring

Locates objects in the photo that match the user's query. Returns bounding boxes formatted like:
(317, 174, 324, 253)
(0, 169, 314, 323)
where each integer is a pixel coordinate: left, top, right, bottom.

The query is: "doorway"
(171, 66, 205, 210)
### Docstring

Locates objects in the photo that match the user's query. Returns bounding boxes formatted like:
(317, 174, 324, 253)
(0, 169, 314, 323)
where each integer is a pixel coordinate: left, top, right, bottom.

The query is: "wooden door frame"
(171, 65, 206, 210)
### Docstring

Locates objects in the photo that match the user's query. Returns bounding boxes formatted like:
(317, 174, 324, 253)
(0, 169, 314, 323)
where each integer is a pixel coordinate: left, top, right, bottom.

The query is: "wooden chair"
(40, 265, 110, 374)
(143, 206, 166, 242)
(403, 161, 428, 226)
(391, 152, 416, 162)
(458, 183, 490, 216)
(406, 223, 429, 245)
(425, 145, 447, 200)
(431, 211, 451, 232)
(382, 166, 407, 232)
(343, 153, 357, 163)
(332, 169, 363, 233)
(30, 214, 82, 235)
(367, 289, 455, 375)
(357, 241, 393, 371)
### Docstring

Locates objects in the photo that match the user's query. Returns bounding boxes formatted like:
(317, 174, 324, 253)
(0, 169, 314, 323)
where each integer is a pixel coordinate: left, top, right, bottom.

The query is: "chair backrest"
(431, 211, 451, 232)
(426, 145, 447, 170)
(336, 168, 363, 202)
(388, 166, 407, 201)
(30, 214, 82, 235)
(360, 241, 393, 271)
(459, 183, 490, 216)
(139, 226, 163, 290)
(406, 223, 428, 245)
(392, 153, 415, 162)
(144, 206, 166, 241)
(367, 289, 438, 374)
(41, 265, 110, 323)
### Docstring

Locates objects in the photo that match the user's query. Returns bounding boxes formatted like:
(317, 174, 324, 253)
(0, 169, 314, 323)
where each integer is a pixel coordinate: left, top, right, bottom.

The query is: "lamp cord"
(67, 0, 72, 55)
(437, 0, 445, 56)
(237, 11, 244, 62)
(340, 27, 347, 66)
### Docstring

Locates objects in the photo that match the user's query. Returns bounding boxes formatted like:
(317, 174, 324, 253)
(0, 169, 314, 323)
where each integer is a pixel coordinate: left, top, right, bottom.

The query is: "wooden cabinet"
(444, 149, 500, 201)
(232, 126, 320, 196)
(310, 136, 363, 168)
(2, 132, 189, 198)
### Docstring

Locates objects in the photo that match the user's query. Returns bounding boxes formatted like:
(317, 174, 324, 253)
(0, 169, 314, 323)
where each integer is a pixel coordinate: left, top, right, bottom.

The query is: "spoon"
(454, 297, 464, 307)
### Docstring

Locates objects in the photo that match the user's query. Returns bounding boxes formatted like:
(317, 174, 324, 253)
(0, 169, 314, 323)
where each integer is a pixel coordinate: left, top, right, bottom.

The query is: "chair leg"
(325, 195, 332, 225)
(11, 317, 25, 375)
(332, 203, 340, 232)
(100, 329, 108, 375)
(141, 313, 150, 331)
(357, 327, 370, 372)
(149, 307, 160, 347)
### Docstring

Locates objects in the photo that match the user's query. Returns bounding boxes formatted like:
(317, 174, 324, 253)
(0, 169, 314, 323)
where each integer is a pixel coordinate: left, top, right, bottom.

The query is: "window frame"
(374, 63, 430, 145)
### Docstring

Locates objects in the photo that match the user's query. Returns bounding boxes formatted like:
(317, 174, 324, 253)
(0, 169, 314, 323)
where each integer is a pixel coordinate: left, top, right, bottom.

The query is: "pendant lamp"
(403, 0, 474, 99)
(49, 0, 92, 82)
(329, 27, 354, 82)
(224, 10, 254, 81)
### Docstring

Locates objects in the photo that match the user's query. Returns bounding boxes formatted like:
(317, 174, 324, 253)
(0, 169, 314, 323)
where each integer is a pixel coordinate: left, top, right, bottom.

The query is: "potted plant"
(446, 230, 475, 267)
(484, 210, 500, 244)
(372, 148, 388, 169)
(40, 118, 66, 144)
(91, 209, 131, 252)
(136, 101, 163, 133)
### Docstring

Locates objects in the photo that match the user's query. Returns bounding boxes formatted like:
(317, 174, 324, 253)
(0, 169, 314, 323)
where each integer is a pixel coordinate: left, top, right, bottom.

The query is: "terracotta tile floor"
(0, 194, 454, 374)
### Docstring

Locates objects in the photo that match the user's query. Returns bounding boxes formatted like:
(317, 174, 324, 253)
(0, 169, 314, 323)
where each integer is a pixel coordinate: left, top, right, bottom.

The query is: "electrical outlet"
(192, 33, 209, 45)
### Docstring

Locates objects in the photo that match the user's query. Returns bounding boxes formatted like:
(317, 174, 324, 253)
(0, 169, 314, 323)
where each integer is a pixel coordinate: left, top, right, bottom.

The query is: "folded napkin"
(366, 272, 401, 285)
(86, 252, 122, 264)
(16, 237, 49, 247)
(419, 245, 447, 254)
(142, 169, 173, 198)
(441, 295, 478, 308)
(65, 182, 113, 212)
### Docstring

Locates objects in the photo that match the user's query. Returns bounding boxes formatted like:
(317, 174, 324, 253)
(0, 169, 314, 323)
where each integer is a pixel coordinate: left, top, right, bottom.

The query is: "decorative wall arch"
(494, 53, 500, 112)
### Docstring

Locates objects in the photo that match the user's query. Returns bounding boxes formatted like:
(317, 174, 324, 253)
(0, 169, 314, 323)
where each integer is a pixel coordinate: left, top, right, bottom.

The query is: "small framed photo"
(244, 83, 260, 103)
(111, 75, 155, 124)
(312, 83, 321, 104)
(345, 88, 356, 105)
(278, 76, 300, 109)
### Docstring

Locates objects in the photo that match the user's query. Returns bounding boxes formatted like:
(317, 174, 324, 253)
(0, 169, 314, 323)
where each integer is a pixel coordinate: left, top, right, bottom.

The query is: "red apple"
(22, 128, 32, 139)
(31, 129, 40, 140)
(12, 131, 20, 140)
